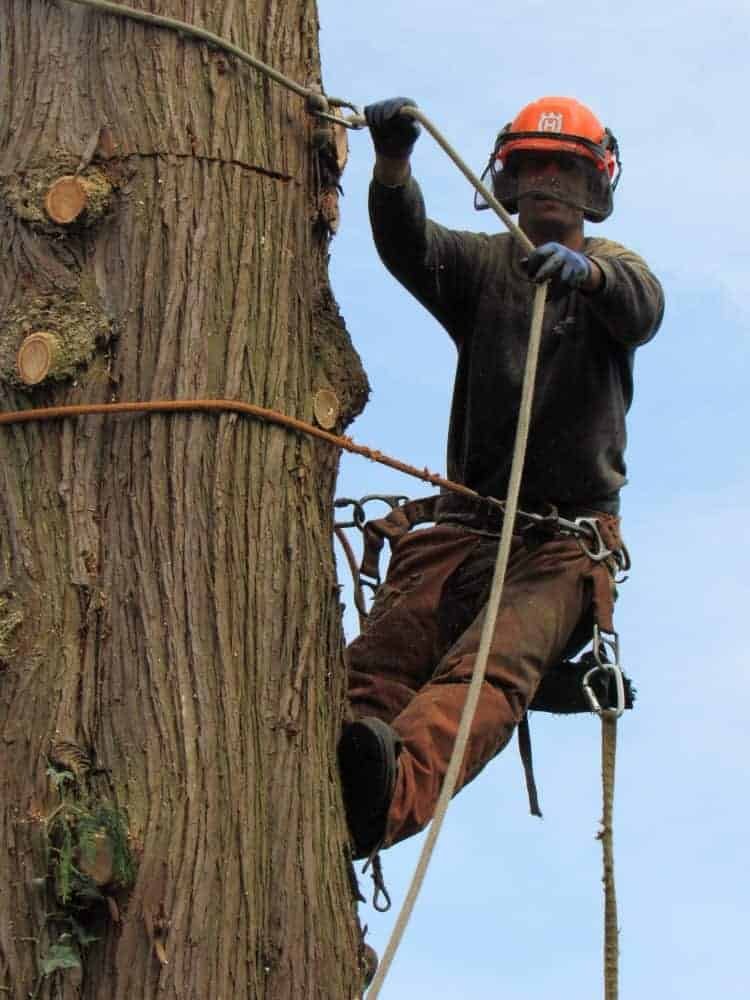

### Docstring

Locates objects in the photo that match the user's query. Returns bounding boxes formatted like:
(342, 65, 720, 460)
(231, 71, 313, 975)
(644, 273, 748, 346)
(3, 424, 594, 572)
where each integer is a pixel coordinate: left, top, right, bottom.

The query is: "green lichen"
(46, 797, 135, 906)
(0, 294, 111, 388)
(0, 594, 23, 667)
(33, 765, 135, 992)
(0, 155, 113, 232)
(74, 170, 113, 224)
(43, 753, 136, 909)
(36, 917, 100, 993)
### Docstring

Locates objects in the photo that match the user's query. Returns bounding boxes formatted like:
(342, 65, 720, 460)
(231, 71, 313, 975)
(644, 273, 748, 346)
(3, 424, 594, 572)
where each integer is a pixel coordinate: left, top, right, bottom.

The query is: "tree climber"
(338, 96, 664, 860)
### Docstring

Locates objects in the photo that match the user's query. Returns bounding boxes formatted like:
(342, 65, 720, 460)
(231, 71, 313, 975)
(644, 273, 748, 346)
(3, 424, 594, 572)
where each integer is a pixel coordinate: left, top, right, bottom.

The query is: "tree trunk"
(0, 2, 368, 997)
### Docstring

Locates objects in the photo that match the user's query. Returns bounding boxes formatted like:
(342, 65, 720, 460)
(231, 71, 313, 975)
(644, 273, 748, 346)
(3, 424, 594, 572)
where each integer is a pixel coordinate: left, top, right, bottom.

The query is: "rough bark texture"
(0, 2, 369, 997)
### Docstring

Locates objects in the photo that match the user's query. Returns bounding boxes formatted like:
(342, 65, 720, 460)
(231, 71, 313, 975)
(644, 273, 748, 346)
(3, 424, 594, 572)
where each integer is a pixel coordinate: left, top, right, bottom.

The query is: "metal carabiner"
(359, 575, 381, 596)
(357, 493, 410, 509)
(333, 494, 411, 614)
(334, 497, 367, 531)
(582, 626, 626, 718)
(353, 494, 410, 528)
(573, 516, 613, 562)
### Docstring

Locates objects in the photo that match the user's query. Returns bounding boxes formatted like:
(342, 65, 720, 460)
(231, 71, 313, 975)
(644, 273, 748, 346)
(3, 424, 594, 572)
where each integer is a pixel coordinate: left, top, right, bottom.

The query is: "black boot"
(338, 717, 401, 860)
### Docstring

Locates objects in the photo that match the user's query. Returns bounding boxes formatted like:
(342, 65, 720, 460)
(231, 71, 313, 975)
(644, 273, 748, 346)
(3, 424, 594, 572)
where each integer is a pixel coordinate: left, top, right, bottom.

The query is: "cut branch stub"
(44, 176, 88, 225)
(16, 331, 61, 385)
(0, 297, 111, 388)
(313, 388, 340, 429)
(1, 164, 114, 230)
(44, 172, 113, 227)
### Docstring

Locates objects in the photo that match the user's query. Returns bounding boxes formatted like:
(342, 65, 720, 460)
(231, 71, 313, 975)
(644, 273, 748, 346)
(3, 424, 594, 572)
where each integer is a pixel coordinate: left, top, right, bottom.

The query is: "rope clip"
(306, 94, 365, 130)
(362, 850, 392, 913)
(582, 625, 626, 718)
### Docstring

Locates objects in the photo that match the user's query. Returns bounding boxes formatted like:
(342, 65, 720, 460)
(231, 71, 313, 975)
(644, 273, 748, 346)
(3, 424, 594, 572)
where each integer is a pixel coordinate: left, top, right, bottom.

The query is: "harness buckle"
(582, 625, 626, 718)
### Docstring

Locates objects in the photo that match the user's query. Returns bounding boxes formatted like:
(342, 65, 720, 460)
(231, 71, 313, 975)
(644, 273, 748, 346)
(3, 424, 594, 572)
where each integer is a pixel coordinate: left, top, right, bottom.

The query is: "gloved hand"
(364, 97, 421, 158)
(523, 242, 592, 289)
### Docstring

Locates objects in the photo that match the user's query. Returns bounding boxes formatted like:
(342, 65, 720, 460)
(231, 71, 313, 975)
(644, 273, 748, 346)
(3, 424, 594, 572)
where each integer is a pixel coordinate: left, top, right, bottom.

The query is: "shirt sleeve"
(585, 240, 665, 347)
(368, 174, 490, 345)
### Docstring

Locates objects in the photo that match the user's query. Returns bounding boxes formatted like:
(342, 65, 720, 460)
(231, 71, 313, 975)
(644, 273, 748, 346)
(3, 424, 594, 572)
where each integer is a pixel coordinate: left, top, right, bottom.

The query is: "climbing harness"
(335, 493, 633, 789)
(337, 493, 630, 591)
(4, 5, 629, 999)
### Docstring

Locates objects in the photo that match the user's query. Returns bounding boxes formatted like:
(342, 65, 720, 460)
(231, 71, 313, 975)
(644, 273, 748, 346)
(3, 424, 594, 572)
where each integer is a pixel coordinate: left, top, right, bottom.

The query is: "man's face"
(515, 151, 589, 229)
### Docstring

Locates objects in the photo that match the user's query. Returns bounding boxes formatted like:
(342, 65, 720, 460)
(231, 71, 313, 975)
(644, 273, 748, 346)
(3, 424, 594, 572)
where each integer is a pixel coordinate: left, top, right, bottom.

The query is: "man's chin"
(519, 196, 584, 238)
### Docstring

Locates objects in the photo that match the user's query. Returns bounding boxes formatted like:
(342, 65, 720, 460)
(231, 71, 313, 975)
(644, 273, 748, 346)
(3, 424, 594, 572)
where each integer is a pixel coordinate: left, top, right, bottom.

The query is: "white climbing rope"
(365, 110, 548, 998)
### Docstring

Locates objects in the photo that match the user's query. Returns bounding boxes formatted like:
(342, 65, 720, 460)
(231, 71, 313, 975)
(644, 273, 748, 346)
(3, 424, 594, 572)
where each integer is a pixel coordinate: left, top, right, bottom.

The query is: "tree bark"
(0, 2, 368, 997)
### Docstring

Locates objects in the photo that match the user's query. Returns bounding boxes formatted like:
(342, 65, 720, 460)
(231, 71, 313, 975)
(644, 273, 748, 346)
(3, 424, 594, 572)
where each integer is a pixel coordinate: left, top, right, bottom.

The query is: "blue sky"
(318, 1, 750, 997)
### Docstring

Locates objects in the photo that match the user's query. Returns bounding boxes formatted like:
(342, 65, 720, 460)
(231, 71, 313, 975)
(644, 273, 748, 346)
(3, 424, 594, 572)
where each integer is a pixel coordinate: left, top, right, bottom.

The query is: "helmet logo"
(538, 112, 563, 132)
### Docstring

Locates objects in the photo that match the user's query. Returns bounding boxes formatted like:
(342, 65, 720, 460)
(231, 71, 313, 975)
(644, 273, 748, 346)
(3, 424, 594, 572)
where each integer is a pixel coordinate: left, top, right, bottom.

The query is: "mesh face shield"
(475, 130, 621, 223)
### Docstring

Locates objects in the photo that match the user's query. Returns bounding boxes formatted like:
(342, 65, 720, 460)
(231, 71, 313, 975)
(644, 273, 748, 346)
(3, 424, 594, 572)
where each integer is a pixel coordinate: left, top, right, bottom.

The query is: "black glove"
(364, 97, 421, 158)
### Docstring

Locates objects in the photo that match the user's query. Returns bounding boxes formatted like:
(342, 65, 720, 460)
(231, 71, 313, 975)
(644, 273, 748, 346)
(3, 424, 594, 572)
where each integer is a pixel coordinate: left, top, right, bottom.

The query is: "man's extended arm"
(365, 98, 488, 342)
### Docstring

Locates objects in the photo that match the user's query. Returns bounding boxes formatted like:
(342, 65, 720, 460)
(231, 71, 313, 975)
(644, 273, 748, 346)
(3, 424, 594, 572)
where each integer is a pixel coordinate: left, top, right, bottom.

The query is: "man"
(339, 96, 664, 861)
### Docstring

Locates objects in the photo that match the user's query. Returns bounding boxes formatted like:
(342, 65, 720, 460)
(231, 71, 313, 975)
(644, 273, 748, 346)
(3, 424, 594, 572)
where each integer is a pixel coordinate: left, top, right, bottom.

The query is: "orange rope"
(0, 398, 496, 506)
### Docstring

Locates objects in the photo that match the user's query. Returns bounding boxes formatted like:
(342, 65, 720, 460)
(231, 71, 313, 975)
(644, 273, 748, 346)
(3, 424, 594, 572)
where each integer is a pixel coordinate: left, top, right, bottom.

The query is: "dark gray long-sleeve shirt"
(369, 176, 665, 514)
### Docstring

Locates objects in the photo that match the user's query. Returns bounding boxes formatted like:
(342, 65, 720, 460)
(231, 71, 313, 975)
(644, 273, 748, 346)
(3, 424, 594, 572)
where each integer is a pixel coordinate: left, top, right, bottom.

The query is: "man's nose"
(534, 159, 560, 177)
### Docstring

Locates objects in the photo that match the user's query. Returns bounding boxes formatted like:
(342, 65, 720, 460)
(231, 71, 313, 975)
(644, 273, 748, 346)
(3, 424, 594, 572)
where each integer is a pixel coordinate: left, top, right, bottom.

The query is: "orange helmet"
(478, 96, 621, 222)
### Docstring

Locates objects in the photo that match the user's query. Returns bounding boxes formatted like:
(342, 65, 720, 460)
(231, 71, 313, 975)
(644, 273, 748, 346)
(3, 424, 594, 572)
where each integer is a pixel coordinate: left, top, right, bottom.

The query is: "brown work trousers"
(346, 523, 610, 848)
